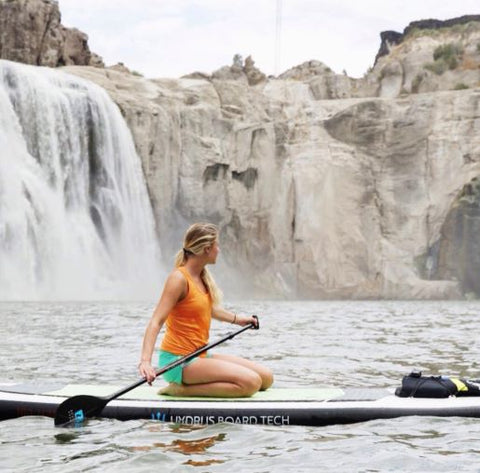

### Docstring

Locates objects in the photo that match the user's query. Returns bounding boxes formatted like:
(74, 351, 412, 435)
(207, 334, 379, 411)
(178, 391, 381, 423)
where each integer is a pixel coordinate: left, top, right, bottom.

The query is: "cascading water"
(0, 60, 162, 300)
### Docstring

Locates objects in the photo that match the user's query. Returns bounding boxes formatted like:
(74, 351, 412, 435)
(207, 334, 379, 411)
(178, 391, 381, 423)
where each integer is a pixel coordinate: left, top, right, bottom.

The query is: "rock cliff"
(0, 0, 103, 67)
(371, 16, 480, 98)
(3, 0, 480, 299)
(65, 61, 480, 299)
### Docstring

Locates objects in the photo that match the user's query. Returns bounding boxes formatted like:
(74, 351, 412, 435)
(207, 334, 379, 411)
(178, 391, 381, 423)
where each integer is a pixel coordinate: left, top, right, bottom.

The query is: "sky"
(58, 0, 480, 79)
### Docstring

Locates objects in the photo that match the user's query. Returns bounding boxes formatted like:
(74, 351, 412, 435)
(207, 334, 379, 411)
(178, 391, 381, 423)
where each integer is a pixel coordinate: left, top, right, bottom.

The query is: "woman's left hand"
(235, 314, 258, 327)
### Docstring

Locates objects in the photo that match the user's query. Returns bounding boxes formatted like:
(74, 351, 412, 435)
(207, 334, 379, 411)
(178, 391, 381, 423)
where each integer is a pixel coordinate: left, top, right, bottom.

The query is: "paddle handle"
(107, 317, 259, 402)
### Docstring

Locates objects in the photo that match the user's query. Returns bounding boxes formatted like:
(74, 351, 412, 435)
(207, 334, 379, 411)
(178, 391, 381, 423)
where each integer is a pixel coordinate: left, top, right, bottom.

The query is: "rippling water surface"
(1, 300, 480, 472)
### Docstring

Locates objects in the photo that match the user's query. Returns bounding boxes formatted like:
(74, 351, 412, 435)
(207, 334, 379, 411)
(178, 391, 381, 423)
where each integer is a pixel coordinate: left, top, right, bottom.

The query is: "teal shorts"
(158, 350, 210, 384)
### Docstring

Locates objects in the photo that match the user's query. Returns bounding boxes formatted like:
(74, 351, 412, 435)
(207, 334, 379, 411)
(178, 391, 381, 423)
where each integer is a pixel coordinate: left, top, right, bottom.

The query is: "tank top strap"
(177, 266, 207, 295)
(176, 266, 190, 290)
(177, 266, 189, 280)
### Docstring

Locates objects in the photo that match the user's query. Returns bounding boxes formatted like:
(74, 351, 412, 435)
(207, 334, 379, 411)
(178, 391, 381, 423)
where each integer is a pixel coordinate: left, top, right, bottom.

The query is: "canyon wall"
(65, 63, 480, 299)
(3, 0, 480, 298)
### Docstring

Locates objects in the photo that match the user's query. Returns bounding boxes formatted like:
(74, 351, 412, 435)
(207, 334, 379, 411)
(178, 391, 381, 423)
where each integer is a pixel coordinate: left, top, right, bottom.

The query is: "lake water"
(1, 300, 480, 472)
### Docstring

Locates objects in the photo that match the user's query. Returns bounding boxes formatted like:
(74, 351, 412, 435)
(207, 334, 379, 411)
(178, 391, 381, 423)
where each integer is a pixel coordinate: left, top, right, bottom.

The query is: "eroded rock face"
(64, 64, 480, 299)
(434, 177, 480, 296)
(372, 19, 480, 97)
(0, 0, 103, 67)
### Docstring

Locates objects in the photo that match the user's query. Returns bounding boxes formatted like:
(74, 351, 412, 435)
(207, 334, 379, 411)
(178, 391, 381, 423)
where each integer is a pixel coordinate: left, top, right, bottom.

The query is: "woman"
(139, 223, 273, 397)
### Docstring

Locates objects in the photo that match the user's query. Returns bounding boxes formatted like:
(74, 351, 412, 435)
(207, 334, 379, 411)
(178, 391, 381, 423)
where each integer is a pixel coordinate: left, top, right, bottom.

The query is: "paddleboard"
(2, 383, 480, 426)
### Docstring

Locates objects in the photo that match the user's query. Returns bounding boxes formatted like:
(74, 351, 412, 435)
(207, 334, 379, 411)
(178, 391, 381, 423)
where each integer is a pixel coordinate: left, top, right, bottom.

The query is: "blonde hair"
(174, 223, 223, 305)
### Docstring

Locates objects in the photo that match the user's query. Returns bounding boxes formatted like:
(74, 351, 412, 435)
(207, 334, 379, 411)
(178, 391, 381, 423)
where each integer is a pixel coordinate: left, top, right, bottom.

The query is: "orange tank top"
(161, 266, 213, 356)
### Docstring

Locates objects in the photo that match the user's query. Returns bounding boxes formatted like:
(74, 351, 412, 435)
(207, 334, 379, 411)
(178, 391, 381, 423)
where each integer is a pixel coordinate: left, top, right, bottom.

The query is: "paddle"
(54, 316, 259, 427)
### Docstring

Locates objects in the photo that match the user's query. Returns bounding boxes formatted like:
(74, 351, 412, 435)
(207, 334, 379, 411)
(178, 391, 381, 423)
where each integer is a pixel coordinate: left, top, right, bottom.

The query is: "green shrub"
(406, 22, 478, 41)
(424, 60, 448, 75)
(405, 27, 440, 39)
(424, 43, 463, 75)
(454, 83, 469, 90)
(433, 43, 463, 68)
(477, 43, 480, 53)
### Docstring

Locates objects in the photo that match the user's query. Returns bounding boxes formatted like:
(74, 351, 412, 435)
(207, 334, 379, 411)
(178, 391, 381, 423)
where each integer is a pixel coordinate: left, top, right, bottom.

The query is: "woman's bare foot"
(158, 383, 185, 396)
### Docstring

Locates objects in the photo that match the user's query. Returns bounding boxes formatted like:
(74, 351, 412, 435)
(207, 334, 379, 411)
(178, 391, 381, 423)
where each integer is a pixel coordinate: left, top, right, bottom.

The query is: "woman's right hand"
(139, 360, 156, 384)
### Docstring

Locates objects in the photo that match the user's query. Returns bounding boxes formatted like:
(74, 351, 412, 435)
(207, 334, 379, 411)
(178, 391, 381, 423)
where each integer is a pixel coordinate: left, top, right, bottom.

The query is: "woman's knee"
(260, 368, 274, 391)
(238, 371, 262, 397)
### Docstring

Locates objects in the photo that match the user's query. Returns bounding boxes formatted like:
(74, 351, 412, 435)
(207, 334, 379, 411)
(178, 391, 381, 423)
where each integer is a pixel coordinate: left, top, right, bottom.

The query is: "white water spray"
(0, 60, 161, 300)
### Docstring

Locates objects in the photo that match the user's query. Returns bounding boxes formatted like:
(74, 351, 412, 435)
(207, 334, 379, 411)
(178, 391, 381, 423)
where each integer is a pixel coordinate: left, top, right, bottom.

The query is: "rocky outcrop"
(434, 177, 480, 297)
(273, 17, 480, 101)
(277, 60, 360, 100)
(372, 17, 480, 98)
(374, 31, 403, 64)
(375, 16, 480, 62)
(184, 54, 267, 87)
(0, 0, 103, 67)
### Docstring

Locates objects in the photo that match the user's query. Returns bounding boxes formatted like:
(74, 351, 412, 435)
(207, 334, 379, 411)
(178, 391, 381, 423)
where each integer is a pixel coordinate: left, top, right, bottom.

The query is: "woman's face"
(206, 240, 220, 264)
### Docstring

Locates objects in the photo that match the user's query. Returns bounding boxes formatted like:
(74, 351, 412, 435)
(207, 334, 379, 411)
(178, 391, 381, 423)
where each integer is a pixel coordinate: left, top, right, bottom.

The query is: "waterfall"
(0, 60, 162, 300)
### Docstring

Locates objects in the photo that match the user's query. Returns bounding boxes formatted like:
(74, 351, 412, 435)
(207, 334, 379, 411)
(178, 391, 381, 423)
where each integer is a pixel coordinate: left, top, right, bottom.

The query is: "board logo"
(74, 409, 85, 423)
(150, 411, 290, 425)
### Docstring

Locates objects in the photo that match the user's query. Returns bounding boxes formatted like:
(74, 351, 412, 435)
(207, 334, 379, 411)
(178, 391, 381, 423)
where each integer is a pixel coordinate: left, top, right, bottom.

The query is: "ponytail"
(174, 223, 223, 306)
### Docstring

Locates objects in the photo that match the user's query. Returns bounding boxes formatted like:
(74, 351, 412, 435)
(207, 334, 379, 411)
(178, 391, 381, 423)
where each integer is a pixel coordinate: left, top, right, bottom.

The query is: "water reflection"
(127, 423, 227, 467)
(130, 433, 226, 455)
(55, 432, 81, 444)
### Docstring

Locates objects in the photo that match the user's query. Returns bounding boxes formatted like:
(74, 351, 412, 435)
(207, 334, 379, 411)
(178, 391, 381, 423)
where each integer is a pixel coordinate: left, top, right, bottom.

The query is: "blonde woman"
(139, 223, 273, 397)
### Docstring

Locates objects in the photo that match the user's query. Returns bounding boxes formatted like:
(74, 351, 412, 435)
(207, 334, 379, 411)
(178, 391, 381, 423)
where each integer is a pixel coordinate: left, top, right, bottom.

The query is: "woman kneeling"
(138, 223, 273, 397)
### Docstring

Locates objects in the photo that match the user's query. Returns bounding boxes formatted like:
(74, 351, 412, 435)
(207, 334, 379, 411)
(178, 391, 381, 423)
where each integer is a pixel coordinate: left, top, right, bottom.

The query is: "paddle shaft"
(106, 318, 258, 402)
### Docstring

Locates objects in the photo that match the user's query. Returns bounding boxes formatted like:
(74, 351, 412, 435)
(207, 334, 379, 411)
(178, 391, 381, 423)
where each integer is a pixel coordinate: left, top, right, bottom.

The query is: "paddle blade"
(54, 395, 107, 427)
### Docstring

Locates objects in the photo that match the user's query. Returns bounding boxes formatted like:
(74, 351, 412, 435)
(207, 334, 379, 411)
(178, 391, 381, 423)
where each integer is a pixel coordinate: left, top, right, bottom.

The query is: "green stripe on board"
(45, 385, 344, 402)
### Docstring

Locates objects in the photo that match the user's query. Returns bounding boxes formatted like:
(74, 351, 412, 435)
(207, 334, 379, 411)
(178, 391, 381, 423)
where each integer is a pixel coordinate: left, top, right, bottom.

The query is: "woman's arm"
(212, 306, 258, 327)
(139, 270, 186, 383)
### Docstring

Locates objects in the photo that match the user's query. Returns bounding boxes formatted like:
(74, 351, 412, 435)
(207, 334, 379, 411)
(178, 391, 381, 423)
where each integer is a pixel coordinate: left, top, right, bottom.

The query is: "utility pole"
(274, 0, 283, 75)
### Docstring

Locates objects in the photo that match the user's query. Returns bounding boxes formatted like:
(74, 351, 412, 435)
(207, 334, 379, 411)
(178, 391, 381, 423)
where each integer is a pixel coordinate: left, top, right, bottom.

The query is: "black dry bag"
(395, 370, 480, 398)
